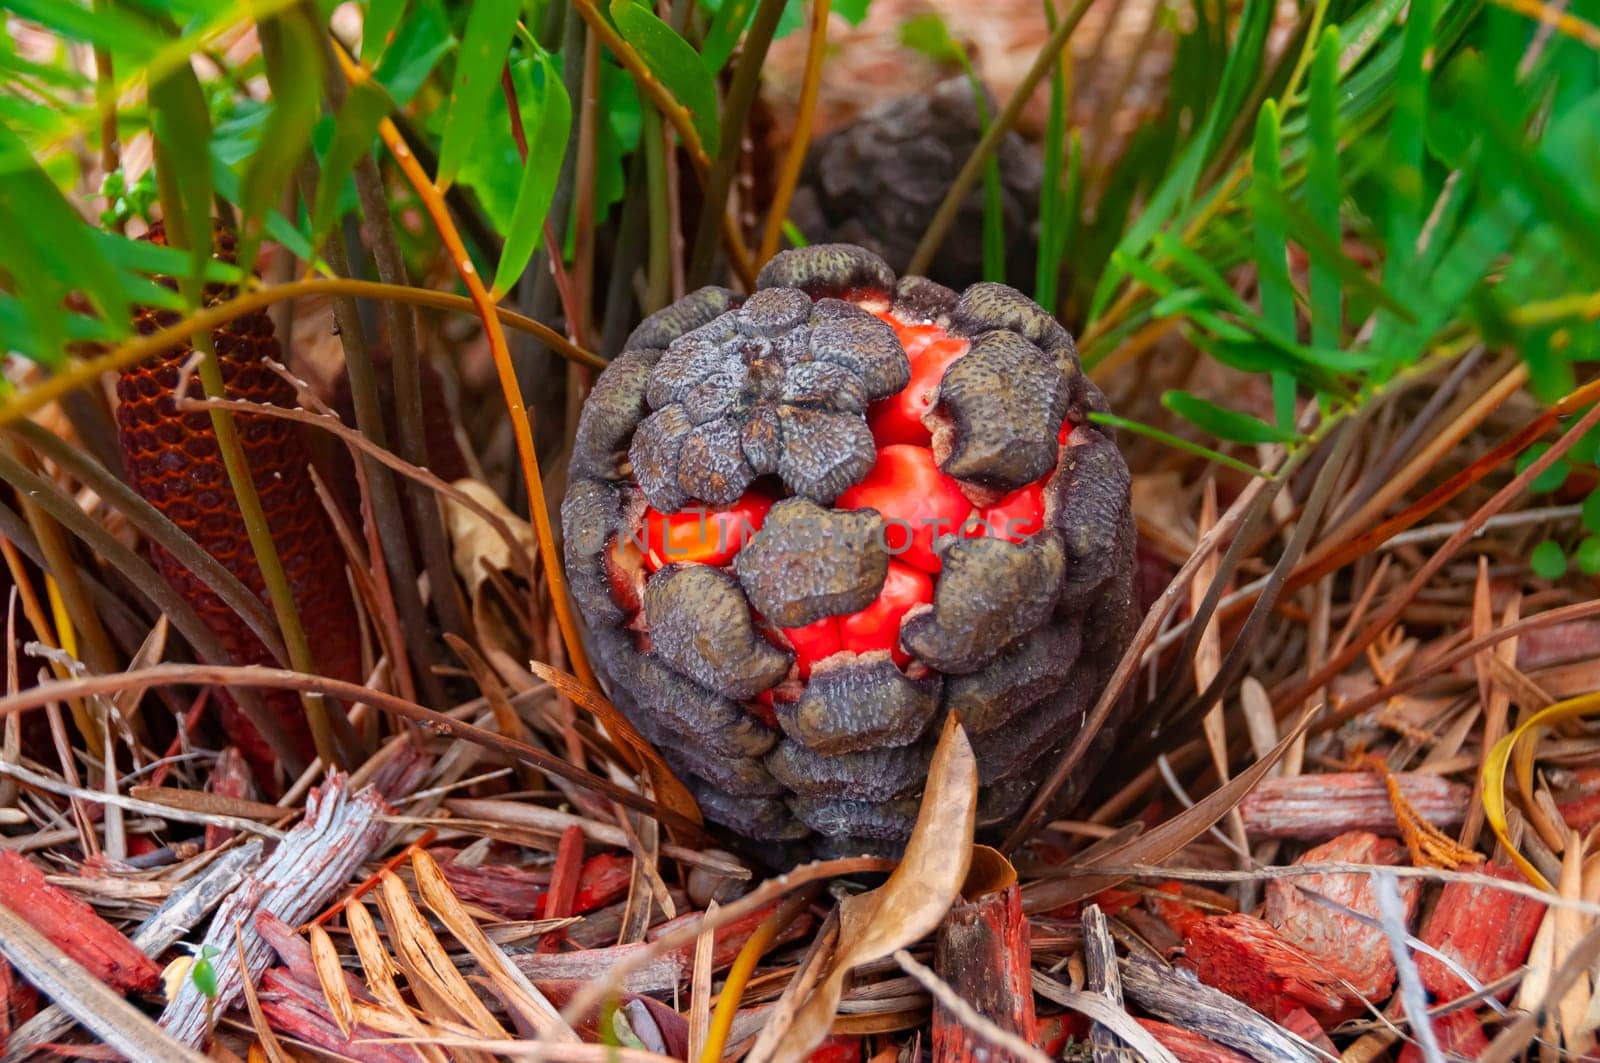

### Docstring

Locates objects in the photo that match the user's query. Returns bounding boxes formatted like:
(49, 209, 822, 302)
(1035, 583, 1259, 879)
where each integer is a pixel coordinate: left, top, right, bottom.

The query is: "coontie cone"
(562, 245, 1136, 863)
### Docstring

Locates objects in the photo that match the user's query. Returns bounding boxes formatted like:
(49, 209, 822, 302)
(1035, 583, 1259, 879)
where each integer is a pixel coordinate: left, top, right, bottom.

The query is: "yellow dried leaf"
(1483, 689, 1600, 888)
(374, 871, 506, 1039)
(308, 923, 355, 1038)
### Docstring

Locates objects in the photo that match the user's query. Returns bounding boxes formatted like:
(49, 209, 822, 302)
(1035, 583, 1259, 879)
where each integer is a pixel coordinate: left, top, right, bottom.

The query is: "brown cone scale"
(115, 226, 361, 779)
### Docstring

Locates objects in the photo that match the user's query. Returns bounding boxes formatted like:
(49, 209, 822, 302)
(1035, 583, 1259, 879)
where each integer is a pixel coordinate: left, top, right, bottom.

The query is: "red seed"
(838, 560, 933, 666)
(640, 489, 774, 570)
(835, 444, 973, 573)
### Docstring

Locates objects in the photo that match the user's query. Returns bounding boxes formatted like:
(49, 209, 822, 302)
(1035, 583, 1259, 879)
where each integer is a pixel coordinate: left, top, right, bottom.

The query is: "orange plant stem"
(331, 48, 597, 691)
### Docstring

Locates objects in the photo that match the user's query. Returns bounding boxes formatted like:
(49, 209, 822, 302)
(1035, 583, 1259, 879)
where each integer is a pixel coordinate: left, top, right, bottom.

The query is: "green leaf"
(833, 0, 873, 25)
(1516, 443, 1571, 494)
(1584, 489, 1600, 535)
(373, 0, 453, 106)
(1576, 537, 1600, 576)
(1306, 26, 1342, 349)
(700, 0, 756, 73)
(191, 957, 218, 999)
(2, 0, 161, 58)
(0, 124, 129, 351)
(245, 10, 324, 273)
(1531, 539, 1567, 580)
(900, 13, 962, 64)
(1162, 390, 1301, 445)
(491, 53, 573, 296)
(311, 79, 391, 241)
(1382, 0, 1436, 288)
(610, 0, 719, 157)
(362, 0, 408, 65)
(437, 0, 521, 187)
(1250, 100, 1297, 429)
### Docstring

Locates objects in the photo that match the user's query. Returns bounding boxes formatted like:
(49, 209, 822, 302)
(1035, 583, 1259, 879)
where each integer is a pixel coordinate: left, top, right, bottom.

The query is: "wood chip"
(1237, 772, 1470, 841)
(158, 774, 390, 1047)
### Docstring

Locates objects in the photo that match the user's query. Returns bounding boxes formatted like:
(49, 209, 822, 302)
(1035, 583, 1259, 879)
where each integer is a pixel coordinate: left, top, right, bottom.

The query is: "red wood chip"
(1237, 772, 1470, 841)
(1264, 831, 1420, 1001)
(1133, 1018, 1254, 1062)
(0, 852, 160, 994)
(1180, 913, 1356, 1024)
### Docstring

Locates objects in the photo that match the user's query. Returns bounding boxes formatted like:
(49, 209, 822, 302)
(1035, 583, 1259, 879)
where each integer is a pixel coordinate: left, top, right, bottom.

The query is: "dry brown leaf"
(308, 923, 355, 1038)
(687, 898, 716, 1062)
(343, 897, 454, 1063)
(445, 477, 535, 590)
(374, 871, 507, 1042)
(233, 923, 291, 1063)
(410, 848, 579, 1043)
(748, 713, 978, 1063)
(1023, 711, 1315, 911)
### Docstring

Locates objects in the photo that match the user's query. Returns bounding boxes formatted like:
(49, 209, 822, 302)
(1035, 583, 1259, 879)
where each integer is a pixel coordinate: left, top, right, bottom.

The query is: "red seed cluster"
(625, 312, 1065, 688)
(116, 226, 361, 778)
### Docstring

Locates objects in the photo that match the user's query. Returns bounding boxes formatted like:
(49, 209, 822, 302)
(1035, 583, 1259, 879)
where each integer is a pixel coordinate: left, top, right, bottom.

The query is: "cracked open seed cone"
(562, 245, 1136, 864)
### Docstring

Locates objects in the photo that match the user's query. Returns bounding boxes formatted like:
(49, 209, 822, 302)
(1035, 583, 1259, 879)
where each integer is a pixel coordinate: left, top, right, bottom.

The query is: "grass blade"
(245, 10, 324, 273)
(437, 0, 522, 188)
(1250, 100, 1296, 427)
(1087, 411, 1269, 480)
(1306, 26, 1342, 349)
(1163, 389, 1302, 445)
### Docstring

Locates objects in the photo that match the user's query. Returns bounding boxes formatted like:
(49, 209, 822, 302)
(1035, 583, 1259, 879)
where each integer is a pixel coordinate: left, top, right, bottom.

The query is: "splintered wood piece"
(1237, 773, 1470, 841)
(1179, 913, 1356, 1025)
(1263, 831, 1420, 1001)
(7, 840, 262, 1056)
(158, 774, 390, 1048)
(537, 825, 586, 953)
(204, 746, 257, 850)
(1396, 1007, 1490, 1063)
(511, 941, 685, 994)
(1398, 862, 1545, 1058)
(426, 848, 549, 919)
(1080, 904, 1122, 1063)
(0, 851, 160, 995)
(1119, 958, 1322, 1063)
(1132, 1019, 1253, 1063)
(932, 880, 1038, 1063)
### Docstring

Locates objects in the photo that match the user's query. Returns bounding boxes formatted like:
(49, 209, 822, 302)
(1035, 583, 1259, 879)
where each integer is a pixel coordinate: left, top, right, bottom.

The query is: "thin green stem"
(906, 0, 1095, 277)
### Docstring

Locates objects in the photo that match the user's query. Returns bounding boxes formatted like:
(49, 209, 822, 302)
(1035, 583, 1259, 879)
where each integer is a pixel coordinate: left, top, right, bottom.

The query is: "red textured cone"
(115, 225, 362, 779)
